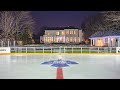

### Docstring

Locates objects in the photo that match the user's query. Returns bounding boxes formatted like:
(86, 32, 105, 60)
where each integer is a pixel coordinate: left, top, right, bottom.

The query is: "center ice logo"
(41, 59, 79, 67)
(41, 59, 78, 79)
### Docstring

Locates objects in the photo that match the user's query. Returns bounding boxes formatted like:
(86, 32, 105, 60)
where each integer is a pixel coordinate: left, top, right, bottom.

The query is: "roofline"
(89, 35, 120, 39)
(45, 29, 81, 31)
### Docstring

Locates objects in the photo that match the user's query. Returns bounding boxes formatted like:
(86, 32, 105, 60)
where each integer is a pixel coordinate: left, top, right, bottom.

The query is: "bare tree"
(81, 13, 105, 40)
(102, 11, 120, 21)
(81, 11, 120, 40)
(0, 11, 34, 44)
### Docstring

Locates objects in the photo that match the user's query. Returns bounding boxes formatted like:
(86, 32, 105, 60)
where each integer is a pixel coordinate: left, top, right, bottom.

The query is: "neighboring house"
(40, 27, 83, 44)
(89, 29, 120, 47)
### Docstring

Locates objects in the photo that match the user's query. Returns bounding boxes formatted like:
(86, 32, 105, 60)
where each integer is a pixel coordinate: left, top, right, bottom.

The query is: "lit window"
(74, 37, 77, 42)
(53, 37, 55, 42)
(56, 32, 59, 35)
(74, 31, 76, 34)
(70, 31, 73, 34)
(78, 38, 80, 42)
(62, 31, 64, 35)
(45, 37, 48, 42)
(47, 37, 49, 42)
(48, 33, 50, 35)
(66, 37, 69, 42)
(49, 37, 51, 42)
(51, 37, 53, 42)
(66, 31, 69, 34)
(70, 37, 72, 42)
(56, 37, 59, 42)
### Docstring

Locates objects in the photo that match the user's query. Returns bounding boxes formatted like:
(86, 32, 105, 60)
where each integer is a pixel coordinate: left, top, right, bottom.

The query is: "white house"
(89, 29, 120, 47)
(40, 27, 83, 44)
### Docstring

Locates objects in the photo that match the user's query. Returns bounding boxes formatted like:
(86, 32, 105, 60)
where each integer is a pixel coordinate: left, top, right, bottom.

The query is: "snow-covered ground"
(0, 54, 120, 79)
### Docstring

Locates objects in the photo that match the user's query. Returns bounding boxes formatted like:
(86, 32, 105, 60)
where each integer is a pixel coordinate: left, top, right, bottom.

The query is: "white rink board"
(0, 47, 10, 53)
(116, 47, 120, 53)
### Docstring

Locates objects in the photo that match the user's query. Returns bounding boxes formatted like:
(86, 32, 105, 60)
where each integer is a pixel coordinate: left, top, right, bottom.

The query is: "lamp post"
(8, 40, 9, 47)
(118, 38, 120, 47)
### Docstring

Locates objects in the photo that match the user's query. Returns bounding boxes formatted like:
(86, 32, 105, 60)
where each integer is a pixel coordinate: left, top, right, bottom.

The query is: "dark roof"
(89, 29, 120, 38)
(45, 26, 79, 30)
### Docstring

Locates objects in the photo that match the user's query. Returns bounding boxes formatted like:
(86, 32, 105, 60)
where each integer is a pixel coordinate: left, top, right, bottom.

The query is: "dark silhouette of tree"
(33, 25, 48, 44)
(37, 25, 47, 36)
(81, 14, 104, 40)
(19, 26, 33, 45)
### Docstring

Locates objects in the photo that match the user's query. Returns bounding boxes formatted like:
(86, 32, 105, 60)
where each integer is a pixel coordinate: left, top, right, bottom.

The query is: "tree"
(18, 26, 34, 45)
(0, 11, 34, 45)
(81, 15, 101, 40)
(37, 25, 48, 36)
(101, 11, 120, 30)
(33, 25, 47, 44)
(102, 11, 120, 22)
(81, 12, 109, 40)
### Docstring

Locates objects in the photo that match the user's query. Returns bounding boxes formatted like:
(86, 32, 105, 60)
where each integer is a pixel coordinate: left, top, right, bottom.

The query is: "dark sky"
(31, 11, 100, 34)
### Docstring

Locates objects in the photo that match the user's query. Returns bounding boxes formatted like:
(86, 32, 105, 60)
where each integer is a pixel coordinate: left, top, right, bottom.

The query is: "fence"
(0, 40, 16, 47)
(10, 47, 117, 54)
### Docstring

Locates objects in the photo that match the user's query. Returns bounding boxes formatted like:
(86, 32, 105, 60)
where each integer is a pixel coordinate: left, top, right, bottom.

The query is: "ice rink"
(0, 54, 120, 79)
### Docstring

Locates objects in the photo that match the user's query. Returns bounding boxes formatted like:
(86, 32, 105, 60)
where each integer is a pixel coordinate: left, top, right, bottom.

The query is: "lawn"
(10, 47, 116, 54)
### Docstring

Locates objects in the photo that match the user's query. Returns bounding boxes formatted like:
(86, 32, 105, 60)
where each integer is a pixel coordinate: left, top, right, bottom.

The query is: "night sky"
(31, 11, 100, 34)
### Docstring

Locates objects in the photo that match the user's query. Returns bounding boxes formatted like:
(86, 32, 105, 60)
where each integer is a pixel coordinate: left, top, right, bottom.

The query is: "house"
(40, 27, 83, 44)
(89, 29, 120, 47)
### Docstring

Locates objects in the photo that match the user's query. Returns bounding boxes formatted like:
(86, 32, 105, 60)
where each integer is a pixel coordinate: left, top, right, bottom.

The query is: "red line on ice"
(56, 67, 63, 79)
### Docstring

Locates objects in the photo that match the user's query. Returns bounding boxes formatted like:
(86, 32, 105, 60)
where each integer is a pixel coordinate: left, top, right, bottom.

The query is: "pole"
(1, 40, 3, 47)
(8, 40, 9, 47)
(118, 38, 120, 47)
(91, 39, 92, 46)
(14, 41, 15, 47)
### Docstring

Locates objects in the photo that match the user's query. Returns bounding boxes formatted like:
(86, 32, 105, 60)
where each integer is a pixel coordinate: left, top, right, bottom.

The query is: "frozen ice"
(0, 54, 120, 79)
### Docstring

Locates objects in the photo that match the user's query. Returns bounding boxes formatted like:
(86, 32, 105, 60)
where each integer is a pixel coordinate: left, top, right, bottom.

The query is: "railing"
(10, 47, 116, 54)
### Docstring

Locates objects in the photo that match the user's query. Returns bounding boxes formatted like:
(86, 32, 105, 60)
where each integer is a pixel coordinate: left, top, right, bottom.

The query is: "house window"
(56, 37, 59, 42)
(70, 31, 73, 34)
(47, 37, 49, 43)
(56, 32, 59, 35)
(62, 31, 64, 35)
(53, 37, 56, 42)
(74, 37, 77, 42)
(104, 38, 108, 43)
(70, 37, 72, 42)
(46, 32, 50, 35)
(51, 37, 53, 42)
(66, 31, 69, 34)
(66, 37, 69, 42)
(78, 38, 80, 42)
(74, 31, 76, 34)
(48, 33, 50, 35)
(45, 37, 48, 43)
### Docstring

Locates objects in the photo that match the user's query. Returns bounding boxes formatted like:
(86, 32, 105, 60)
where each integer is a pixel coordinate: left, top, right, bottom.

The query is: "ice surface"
(0, 54, 120, 79)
